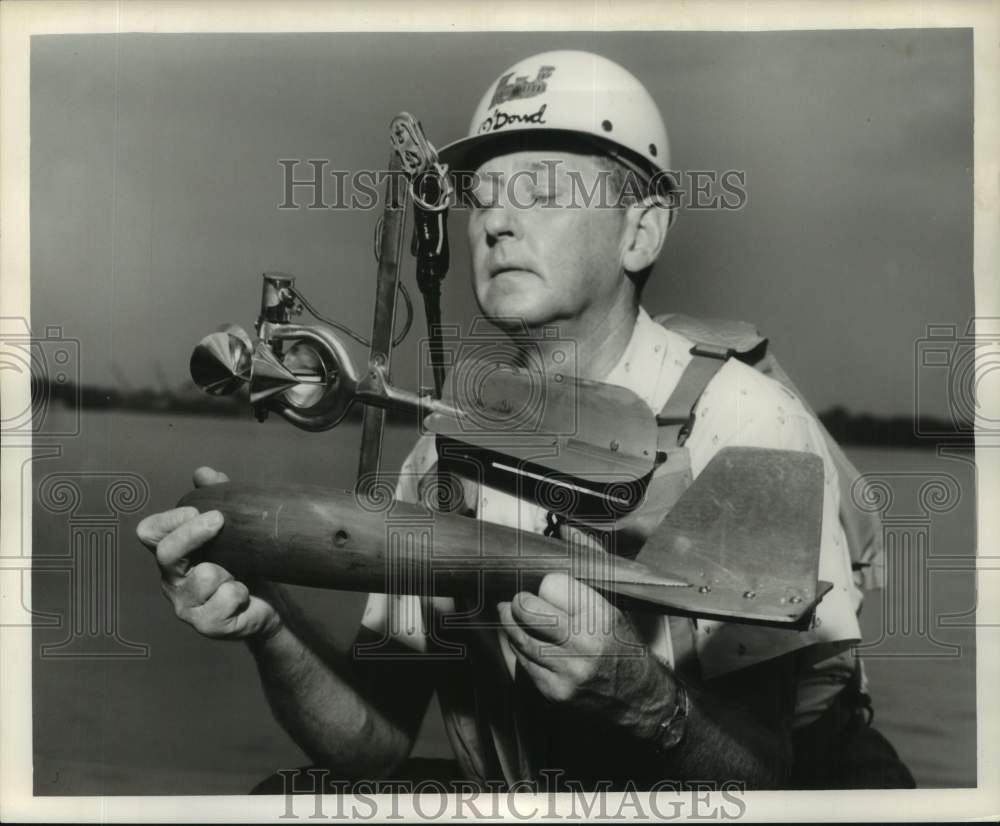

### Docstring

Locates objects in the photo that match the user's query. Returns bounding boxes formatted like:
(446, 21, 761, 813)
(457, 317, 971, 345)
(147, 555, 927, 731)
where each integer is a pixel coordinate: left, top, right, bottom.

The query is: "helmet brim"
(438, 129, 676, 208)
(438, 128, 660, 179)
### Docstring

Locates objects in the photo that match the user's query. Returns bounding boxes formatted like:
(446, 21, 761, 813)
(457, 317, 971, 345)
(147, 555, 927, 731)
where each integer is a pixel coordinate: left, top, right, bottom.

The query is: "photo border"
(2, 0, 997, 821)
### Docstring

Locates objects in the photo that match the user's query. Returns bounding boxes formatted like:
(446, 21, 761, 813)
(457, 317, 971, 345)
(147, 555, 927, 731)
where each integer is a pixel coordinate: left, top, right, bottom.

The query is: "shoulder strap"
(654, 313, 767, 447)
(656, 347, 727, 446)
(654, 312, 767, 357)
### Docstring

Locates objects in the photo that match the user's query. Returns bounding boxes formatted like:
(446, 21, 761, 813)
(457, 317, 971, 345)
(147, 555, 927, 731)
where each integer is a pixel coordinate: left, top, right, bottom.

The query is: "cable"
(394, 278, 414, 346)
(290, 281, 414, 349)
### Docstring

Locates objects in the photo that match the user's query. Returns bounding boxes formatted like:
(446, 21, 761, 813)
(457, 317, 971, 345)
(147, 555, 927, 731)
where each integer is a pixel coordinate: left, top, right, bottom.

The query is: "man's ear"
(620, 201, 672, 274)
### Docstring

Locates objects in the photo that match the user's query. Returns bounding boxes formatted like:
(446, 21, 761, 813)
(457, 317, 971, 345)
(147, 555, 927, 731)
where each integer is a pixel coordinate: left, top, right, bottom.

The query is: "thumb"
(193, 467, 230, 488)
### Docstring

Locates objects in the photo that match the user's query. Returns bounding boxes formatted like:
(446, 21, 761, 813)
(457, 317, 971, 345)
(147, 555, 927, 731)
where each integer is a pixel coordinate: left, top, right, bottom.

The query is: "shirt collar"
(601, 306, 673, 412)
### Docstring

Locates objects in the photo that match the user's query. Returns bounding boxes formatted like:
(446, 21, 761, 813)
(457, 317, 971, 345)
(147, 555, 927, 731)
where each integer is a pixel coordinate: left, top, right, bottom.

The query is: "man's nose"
(483, 200, 520, 246)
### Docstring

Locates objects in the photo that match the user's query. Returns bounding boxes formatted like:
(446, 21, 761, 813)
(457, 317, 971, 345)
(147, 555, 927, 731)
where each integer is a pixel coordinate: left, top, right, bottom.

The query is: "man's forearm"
(621, 657, 793, 788)
(659, 684, 791, 787)
(244, 584, 426, 780)
(247, 623, 412, 779)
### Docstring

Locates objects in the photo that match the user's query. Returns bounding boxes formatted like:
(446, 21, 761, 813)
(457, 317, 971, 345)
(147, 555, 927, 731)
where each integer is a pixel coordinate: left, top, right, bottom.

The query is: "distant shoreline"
(32, 379, 975, 449)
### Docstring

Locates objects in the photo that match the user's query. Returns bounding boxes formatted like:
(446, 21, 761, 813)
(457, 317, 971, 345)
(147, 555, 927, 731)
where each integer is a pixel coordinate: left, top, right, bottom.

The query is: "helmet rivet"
(649, 143, 657, 157)
(601, 119, 613, 132)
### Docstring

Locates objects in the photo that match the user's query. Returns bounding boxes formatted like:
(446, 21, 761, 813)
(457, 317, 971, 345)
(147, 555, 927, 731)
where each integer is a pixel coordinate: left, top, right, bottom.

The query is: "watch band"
(655, 681, 689, 752)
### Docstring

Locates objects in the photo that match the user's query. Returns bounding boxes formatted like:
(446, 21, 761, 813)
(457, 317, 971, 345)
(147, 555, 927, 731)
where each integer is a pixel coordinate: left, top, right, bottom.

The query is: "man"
(137, 50, 912, 790)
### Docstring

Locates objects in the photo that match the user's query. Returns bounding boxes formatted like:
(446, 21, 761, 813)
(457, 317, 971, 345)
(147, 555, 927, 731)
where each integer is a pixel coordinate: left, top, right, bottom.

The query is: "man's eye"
(464, 188, 495, 209)
(511, 179, 556, 207)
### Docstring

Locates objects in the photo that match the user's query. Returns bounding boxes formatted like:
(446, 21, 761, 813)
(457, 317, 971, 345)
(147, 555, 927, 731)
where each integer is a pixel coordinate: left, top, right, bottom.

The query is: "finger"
(226, 594, 281, 639)
(510, 645, 566, 701)
(497, 600, 557, 671)
(136, 507, 200, 550)
(156, 510, 224, 580)
(182, 562, 235, 606)
(510, 591, 568, 644)
(195, 579, 251, 629)
(194, 467, 230, 488)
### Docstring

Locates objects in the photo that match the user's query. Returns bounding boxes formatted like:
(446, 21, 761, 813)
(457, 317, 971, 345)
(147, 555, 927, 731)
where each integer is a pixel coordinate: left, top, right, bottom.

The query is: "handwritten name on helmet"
(488, 66, 555, 108)
(477, 104, 548, 135)
(438, 51, 671, 178)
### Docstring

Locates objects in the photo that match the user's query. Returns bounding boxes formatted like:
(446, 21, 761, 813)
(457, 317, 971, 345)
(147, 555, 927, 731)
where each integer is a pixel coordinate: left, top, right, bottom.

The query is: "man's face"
(465, 150, 630, 331)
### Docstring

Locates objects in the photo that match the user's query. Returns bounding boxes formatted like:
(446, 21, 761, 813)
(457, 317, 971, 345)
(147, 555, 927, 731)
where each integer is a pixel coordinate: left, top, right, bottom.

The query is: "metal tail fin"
(628, 447, 830, 627)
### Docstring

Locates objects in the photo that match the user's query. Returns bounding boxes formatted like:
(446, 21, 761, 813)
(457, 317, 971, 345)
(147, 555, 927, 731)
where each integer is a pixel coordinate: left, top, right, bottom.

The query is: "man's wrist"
(627, 654, 688, 752)
(246, 613, 288, 653)
(651, 679, 689, 752)
(239, 578, 285, 644)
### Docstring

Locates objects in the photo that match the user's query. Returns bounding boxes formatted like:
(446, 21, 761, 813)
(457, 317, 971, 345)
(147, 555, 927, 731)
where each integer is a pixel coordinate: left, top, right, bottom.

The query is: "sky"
(30, 29, 973, 418)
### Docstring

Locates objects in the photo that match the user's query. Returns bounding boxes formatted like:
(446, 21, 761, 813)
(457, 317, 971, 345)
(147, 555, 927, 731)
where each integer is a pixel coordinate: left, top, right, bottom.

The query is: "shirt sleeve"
(359, 433, 454, 652)
(683, 360, 863, 680)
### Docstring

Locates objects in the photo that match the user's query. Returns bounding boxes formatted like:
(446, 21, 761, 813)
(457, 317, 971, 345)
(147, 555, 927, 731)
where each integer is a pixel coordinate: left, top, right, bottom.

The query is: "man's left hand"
(497, 570, 676, 730)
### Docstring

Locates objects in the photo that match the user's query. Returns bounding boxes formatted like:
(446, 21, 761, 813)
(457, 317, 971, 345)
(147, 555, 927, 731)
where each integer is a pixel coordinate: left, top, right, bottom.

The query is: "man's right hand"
(136, 466, 282, 641)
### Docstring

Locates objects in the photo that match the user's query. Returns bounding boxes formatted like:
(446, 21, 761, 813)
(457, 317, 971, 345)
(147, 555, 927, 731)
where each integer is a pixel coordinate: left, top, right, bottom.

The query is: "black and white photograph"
(1, 1, 997, 822)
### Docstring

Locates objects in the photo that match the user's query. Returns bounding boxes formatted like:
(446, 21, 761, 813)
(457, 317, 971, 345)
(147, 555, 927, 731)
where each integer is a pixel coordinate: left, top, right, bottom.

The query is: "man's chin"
(478, 281, 556, 329)
(481, 298, 554, 331)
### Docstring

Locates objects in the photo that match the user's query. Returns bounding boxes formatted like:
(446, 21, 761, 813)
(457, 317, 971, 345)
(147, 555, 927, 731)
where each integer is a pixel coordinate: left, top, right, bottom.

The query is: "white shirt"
(362, 307, 862, 728)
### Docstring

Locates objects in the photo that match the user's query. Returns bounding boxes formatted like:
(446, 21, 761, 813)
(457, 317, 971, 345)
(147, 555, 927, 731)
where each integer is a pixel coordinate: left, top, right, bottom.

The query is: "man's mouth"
(489, 265, 534, 279)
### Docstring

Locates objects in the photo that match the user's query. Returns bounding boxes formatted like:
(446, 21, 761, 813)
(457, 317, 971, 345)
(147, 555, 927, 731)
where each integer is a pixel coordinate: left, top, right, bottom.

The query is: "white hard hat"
(438, 50, 670, 179)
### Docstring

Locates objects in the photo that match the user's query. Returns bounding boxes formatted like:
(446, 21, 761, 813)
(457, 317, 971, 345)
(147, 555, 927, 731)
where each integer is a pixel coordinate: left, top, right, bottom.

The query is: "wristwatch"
(654, 681, 689, 752)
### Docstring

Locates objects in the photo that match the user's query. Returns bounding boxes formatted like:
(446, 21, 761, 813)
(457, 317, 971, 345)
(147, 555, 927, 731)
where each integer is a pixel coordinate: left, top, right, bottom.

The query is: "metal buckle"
(689, 342, 733, 360)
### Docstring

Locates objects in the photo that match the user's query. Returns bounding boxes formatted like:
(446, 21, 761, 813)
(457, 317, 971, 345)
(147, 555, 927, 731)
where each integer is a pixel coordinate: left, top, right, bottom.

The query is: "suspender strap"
(656, 344, 732, 446)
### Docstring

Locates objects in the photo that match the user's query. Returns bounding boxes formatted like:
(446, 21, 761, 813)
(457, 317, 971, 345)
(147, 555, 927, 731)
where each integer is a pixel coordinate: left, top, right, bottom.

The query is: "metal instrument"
(179, 447, 833, 628)
(182, 112, 832, 627)
(189, 115, 661, 519)
(190, 113, 444, 465)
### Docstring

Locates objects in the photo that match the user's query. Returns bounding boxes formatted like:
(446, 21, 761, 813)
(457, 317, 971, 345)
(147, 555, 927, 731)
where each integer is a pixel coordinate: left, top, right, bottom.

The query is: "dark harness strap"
(656, 342, 734, 446)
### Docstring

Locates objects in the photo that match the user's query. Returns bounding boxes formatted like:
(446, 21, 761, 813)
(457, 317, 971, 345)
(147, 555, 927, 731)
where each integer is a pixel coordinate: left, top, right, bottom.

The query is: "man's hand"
(136, 466, 282, 641)
(497, 570, 676, 732)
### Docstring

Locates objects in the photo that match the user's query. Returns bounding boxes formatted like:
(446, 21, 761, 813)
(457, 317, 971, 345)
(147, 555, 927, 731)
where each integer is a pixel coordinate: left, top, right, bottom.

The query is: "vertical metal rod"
(357, 152, 407, 485)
